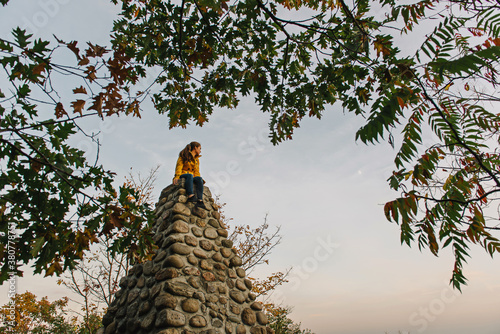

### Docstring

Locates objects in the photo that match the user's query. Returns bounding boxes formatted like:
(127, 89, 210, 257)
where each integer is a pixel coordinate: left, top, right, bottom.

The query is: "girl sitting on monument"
(173, 141, 206, 209)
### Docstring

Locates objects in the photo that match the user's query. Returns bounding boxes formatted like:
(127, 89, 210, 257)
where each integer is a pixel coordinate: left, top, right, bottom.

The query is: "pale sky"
(1, 1, 499, 334)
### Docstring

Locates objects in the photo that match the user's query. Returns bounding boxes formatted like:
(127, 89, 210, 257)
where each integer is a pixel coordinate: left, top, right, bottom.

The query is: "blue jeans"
(180, 174, 203, 200)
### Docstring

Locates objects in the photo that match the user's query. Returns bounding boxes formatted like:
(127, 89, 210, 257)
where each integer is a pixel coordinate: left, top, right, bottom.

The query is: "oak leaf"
(32, 63, 46, 76)
(86, 43, 107, 58)
(78, 57, 90, 66)
(45, 261, 63, 276)
(374, 37, 392, 57)
(85, 65, 97, 82)
(89, 94, 104, 116)
(73, 86, 87, 94)
(67, 40, 80, 59)
(71, 99, 86, 115)
(55, 102, 67, 118)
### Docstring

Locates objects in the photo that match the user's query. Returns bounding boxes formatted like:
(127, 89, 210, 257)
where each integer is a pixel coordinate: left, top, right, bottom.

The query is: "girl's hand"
(173, 178, 179, 185)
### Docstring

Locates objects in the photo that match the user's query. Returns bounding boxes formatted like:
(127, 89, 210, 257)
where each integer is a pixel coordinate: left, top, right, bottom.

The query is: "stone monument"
(101, 180, 273, 334)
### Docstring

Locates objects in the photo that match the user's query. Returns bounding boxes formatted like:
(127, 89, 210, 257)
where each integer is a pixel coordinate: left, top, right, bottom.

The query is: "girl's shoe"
(187, 195, 197, 202)
(196, 200, 207, 209)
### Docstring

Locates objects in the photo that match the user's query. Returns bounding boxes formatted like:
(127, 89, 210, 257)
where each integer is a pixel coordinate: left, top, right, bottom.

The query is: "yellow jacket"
(174, 156, 200, 180)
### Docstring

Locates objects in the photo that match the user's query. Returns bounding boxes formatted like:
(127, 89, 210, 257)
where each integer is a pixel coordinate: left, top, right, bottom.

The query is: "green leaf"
(31, 237, 45, 257)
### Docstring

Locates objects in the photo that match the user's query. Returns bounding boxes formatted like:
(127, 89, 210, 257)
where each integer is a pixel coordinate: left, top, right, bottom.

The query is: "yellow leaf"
(45, 261, 63, 276)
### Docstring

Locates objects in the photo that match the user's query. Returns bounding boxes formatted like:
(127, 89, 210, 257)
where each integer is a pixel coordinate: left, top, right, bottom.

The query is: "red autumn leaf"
(468, 27, 484, 37)
(477, 184, 487, 204)
(397, 96, 406, 108)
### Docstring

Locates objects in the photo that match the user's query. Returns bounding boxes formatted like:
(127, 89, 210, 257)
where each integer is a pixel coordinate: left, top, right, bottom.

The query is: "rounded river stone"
(155, 293, 177, 309)
(181, 298, 200, 313)
(170, 220, 189, 233)
(189, 315, 207, 328)
(156, 309, 186, 327)
(183, 266, 200, 276)
(241, 308, 256, 326)
(200, 259, 213, 270)
(229, 290, 245, 304)
(217, 228, 229, 237)
(185, 235, 198, 246)
(199, 240, 213, 251)
(172, 203, 190, 216)
(164, 255, 184, 268)
(192, 227, 203, 237)
(202, 272, 216, 281)
(204, 227, 218, 239)
(193, 248, 208, 259)
(236, 268, 245, 278)
(230, 256, 243, 267)
(155, 268, 178, 281)
(170, 243, 192, 255)
(256, 311, 268, 325)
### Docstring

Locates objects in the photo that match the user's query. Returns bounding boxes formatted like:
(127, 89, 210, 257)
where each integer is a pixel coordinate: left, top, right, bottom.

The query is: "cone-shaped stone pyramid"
(101, 180, 273, 334)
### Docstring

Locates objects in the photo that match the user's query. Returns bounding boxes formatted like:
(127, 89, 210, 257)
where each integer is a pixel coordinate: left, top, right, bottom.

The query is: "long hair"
(179, 141, 201, 162)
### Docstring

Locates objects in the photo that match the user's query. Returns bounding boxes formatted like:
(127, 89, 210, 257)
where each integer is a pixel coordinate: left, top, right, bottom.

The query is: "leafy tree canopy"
(0, 14, 155, 282)
(0, 291, 102, 334)
(266, 305, 314, 334)
(0, 291, 73, 334)
(112, 0, 500, 290)
(1, 0, 499, 290)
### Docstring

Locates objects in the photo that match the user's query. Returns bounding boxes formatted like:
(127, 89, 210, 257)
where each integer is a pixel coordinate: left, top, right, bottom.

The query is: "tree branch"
(415, 75, 500, 188)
